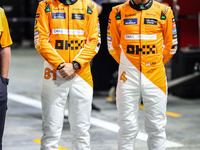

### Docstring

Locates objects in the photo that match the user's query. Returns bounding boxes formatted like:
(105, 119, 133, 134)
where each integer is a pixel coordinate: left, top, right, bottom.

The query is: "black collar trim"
(129, 0, 153, 11)
(58, 0, 78, 5)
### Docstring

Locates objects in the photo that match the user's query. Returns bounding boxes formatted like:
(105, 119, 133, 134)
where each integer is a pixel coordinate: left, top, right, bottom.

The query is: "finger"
(64, 74, 75, 80)
(60, 70, 69, 77)
(72, 73, 76, 78)
(64, 76, 71, 80)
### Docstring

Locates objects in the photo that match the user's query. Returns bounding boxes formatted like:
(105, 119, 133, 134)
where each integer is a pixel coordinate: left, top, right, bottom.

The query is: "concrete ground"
(2, 48, 200, 150)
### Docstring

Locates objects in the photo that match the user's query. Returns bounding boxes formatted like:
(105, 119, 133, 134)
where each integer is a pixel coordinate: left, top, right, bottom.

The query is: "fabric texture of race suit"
(0, 7, 12, 150)
(107, 0, 177, 149)
(34, 0, 100, 149)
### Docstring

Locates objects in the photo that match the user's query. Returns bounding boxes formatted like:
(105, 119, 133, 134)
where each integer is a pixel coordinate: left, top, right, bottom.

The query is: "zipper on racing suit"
(68, 5, 71, 62)
(139, 10, 143, 101)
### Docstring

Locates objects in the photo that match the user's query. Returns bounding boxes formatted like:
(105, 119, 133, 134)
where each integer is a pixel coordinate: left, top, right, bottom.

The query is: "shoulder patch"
(161, 11, 166, 20)
(87, 6, 93, 14)
(115, 11, 121, 20)
(45, 4, 51, 12)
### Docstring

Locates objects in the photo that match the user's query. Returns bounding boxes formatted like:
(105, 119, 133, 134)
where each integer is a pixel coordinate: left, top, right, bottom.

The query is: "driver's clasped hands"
(58, 63, 76, 80)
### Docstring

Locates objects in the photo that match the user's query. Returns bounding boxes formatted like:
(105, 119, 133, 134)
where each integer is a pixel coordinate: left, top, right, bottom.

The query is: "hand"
(59, 63, 76, 80)
(62, 73, 76, 80)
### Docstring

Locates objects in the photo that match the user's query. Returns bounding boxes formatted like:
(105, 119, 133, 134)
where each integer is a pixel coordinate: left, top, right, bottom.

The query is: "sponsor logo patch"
(161, 11, 166, 20)
(173, 23, 176, 28)
(52, 29, 84, 35)
(34, 20, 38, 26)
(34, 31, 39, 36)
(115, 11, 121, 20)
(127, 45, 157, 55)
(144, 18, 157, 25)
(107, 36, 112, 41)
(36, 45, 42, 51)
(34, 36, 39, 41)
(35, 13, 39, 18)
(172, 39, 178, 44)
(72, 13, 85, 20)
(146, 62, 156, 66)
(170, 49, 177, 54)
(87, 6, 93, 14)
(171, 44, 177, 49)
(125, 14, 136, 17)
(34, 40, 40, 47)
(107, 41, 114, 50)
(52, 13, 66, 19)
(45, 5, 50, 12)
(173, 34, 177, 39)
(146, 13, 156, 16)
(124, 19, 137, 25)
(125, 34, 157, 40)
(107, 31, 111, 36)
(34, 26, 38, 30)
(173, 28, 177, 34)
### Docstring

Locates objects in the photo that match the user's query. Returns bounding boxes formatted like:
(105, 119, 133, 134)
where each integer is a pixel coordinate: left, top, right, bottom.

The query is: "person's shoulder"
(38, 0, 54, 10)
(112, 1, 129, 12)
(86, 0, 98, 13)
(0, 7, 5, 14)
(0, 7, 5, 20)
(153, 1, 171, 13)
(39, 0, 54, 6)
(87, 0, 97, 8)
(113, 1, 129, 10)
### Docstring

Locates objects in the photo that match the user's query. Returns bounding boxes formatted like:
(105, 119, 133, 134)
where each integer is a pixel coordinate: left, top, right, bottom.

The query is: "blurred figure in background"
(0, 7, 12, 150)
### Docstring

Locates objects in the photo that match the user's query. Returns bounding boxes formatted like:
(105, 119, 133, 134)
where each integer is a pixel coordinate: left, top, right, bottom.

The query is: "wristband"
(57, 63, 65, 70)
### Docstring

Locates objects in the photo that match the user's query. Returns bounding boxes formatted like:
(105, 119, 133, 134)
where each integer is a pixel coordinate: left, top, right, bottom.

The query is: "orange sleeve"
(107, 8, 121, 64)
(73, 0, 99, 69)
(34, 2, 64, 70)
(162, 8, 178, 65)
(0, 9, 12, 48)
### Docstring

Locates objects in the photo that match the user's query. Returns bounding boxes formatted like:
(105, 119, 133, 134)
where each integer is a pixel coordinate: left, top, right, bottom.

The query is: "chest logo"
(144, 18, 157, 25)
(124, 19, 137, 25)
(72, 13, 85, 20)
(52, 13, 66, 19)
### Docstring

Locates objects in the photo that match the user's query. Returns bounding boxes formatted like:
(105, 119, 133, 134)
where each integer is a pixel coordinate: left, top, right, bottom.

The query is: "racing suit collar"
(129, 0, 153, 11)
(58, 0, 78, 5)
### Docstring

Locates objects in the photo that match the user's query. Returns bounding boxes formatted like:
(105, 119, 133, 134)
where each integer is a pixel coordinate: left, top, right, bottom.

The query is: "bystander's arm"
(0, 46, 11, 78)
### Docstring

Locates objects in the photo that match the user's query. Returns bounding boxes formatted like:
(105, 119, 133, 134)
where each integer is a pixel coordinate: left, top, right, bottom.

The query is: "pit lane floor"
(3, 48, 200, 150)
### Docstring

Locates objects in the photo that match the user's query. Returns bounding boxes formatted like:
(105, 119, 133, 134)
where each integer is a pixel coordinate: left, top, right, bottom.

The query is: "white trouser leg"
(40, 62, 71, 150)
(142, 84, 167, 150)
(68, 75, 92, 150)
(116, 66, 141, 150)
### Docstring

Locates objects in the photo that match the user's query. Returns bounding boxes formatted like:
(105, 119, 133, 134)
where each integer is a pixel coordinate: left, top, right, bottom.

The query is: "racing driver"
(107, 0, 178, 149)
(34, 0, 100, 149)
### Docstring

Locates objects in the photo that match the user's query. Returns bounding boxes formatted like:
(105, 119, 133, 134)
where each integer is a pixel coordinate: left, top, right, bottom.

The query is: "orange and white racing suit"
(107, 0, 177, 149)
(34, 0, 99, 149)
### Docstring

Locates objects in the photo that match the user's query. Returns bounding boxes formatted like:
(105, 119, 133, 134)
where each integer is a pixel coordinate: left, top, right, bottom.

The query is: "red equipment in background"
(169, 0, 200, 48)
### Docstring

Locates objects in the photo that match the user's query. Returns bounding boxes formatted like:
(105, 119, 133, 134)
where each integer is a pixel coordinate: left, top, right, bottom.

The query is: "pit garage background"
(0, 0, 200, 149)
